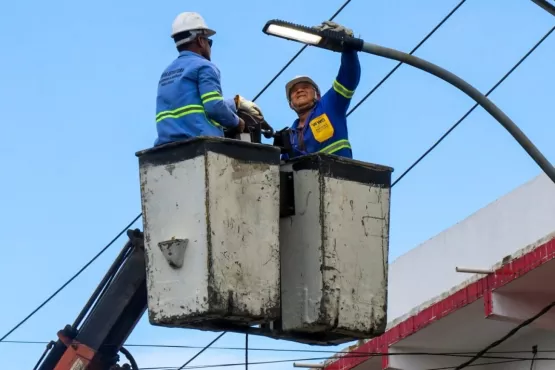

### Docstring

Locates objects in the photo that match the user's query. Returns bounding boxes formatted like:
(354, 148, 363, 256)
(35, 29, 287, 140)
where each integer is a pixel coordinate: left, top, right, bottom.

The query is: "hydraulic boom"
(35, 229, 147, 370)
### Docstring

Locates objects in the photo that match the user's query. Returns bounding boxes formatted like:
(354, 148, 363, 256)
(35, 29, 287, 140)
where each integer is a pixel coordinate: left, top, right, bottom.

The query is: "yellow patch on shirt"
(309, 113, 334, 143)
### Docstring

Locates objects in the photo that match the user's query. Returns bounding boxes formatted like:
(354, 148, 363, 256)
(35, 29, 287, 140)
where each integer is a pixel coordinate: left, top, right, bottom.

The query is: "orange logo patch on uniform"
(309, 113, 334, 143)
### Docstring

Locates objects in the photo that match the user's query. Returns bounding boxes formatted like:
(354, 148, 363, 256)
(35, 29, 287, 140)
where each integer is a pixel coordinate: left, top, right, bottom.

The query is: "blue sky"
(0, 0, 554, 369)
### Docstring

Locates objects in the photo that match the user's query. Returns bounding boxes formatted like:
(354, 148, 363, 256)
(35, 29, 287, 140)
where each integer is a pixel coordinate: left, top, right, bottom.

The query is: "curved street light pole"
(359, 41, 555, 184)
(263, 20, 555, 184)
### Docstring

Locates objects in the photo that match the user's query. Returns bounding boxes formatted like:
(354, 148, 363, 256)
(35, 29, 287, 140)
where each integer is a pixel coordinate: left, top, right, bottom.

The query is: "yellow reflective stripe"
(155, 103, 224, 129)
(203, 96, 224, 104)
(209, 118, 222, 128)
(319, 139, 351, 154)
(201, 91, 223, 104)
(333, 80, 355, 99)
(156, 104, 204, 122)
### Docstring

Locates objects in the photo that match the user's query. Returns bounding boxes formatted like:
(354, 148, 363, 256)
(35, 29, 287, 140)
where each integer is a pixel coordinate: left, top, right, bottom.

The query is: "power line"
(392, 25, 555, 187)
(531, 0, 555, 16)
(0, 214, 142, 343)
(346, 0, 467, 117)
(453, 300, 555, 369)
(530, 345, 538, 370)
(134, 353, 555, 370)
(9, 340, 555, 357)
(245, 334, 248, 370)
(427, 358, 526, 370)
(6, 339, 555, 369)
(177, 333, 226, 370)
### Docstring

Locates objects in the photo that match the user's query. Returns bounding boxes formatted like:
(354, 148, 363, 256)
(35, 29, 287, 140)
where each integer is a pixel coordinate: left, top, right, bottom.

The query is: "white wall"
(386, 173, 555, 325)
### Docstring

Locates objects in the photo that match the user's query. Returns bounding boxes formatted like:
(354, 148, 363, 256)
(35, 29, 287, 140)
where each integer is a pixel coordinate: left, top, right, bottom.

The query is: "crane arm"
(35, 229, 147, 370)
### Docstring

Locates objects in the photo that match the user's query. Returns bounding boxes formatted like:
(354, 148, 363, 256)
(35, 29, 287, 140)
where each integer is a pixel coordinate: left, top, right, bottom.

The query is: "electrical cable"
(0, 213, 142, 343)
(531, 0, 555, 16)
(530, 345, 538, 370)
(346, 0, 467, 117)
(134, 354, 555, 370)
(177, 333, 226, 370)
(391, 25, 555, 187)
(8, 339, 555, 357)
(453, 301, 555, 369)
(427, 358, 526, 370)
(245, 334, 248, 370)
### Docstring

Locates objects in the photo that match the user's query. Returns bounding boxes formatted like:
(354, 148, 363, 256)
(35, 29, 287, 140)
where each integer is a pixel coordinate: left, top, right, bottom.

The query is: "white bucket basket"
(136, 137, 282, 329)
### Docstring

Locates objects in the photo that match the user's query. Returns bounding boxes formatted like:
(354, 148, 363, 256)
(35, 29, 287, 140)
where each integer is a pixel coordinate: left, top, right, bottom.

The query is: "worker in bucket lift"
(281, 21, 361, 159)
(154, 12, 264, 146)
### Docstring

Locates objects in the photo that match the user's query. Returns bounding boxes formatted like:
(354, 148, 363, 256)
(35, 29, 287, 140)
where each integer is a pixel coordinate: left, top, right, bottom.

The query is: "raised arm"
(198, 64, 240, 129)
(324, 48, 361, 113)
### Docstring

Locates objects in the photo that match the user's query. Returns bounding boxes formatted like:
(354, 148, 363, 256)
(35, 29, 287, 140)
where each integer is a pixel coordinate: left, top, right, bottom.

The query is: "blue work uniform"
(154, 51, 240, 146)
(284, 49, 361, 159)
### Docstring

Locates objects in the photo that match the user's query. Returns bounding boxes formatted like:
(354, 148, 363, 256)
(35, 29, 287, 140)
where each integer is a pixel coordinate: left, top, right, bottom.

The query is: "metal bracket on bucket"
(158, 238, 188, 269)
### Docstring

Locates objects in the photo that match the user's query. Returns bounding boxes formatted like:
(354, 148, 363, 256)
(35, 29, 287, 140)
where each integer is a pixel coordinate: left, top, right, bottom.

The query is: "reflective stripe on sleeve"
(201, 91, 224, 104)
(208, 118, 222, 128)
(156, 104, 205, 123)
(333, 80, 355, 99)
(319, 139, 351, 154)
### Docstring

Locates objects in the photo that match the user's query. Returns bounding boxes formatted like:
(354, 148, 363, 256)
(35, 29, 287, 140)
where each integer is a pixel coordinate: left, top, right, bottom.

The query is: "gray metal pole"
(360, 41, 555, 184)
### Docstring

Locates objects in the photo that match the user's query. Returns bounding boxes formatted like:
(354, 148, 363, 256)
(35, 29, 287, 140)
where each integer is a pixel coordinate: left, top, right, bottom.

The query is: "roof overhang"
(323, 233, 555, 369)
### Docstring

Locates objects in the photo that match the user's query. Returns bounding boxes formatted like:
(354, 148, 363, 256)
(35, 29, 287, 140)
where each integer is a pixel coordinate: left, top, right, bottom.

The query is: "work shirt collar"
(178, 50, 204, 59)
(290, 101, 320, 131)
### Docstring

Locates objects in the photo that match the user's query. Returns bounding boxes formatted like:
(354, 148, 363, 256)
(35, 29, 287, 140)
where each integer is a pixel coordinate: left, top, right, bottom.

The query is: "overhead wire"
(391, 25, 555, 187)
(530, 345, 538, 370)
(346, 0, 468, 117)
(531, 0, 555, 16)
(426, 358, 527, 370)
(6, 338, 555, 368)
(453, 300, 555, 369)
(133, 353, 555, 370)
(0, 214, 142, 342)
(9, 340, 555, 357)
(245, 334, 248, 370)
(177, 333, 226, 370)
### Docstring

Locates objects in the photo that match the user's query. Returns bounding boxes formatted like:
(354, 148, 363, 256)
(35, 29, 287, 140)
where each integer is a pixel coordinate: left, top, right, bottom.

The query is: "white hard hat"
(171, 12, 216, 46)
(285, 75, 320, 101)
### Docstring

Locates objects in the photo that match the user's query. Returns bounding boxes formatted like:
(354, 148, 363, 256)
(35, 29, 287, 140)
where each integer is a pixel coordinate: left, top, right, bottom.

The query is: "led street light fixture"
(265, 23, 322, 45)
(262, 19, 363, 52)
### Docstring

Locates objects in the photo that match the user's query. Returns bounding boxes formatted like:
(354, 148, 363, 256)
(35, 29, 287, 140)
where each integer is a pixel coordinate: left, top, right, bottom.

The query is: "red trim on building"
(324, 238, 555, 370)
